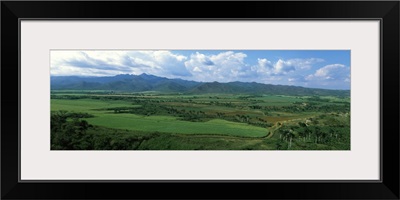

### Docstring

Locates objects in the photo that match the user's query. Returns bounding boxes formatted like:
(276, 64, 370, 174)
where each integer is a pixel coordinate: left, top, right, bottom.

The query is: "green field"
(50, 92, 350, 150)
(51, 99, 268, 137)
(87, 116, 268, 137)
(51, 99, 140, 112)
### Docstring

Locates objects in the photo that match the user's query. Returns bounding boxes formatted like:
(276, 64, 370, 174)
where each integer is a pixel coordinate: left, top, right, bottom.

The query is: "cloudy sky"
(51, 50, 350, 90)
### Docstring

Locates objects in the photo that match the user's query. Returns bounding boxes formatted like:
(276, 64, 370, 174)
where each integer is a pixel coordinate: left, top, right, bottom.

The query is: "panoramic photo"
(50, 50, 350, 150)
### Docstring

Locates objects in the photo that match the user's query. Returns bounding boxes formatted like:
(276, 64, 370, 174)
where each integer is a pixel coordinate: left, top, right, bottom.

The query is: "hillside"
(51, 73, 350, 96)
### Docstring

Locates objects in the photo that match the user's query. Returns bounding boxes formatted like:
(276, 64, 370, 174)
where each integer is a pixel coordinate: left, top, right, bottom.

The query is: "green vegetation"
(51, 73, 350, 97)
(51, 91, 350, 150)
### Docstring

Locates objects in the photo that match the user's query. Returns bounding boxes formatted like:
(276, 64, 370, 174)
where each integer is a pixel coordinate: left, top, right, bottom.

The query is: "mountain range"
(51, 73, 350, 96)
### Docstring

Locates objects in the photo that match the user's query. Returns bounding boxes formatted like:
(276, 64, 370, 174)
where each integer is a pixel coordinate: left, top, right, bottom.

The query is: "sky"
(51, 50, 350, 90)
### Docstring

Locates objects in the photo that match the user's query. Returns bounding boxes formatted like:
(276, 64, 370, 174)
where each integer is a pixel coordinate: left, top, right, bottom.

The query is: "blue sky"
(51, 50, 350, 90)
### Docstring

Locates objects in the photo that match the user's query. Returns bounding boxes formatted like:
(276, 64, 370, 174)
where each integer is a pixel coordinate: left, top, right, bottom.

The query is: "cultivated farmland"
(51, 91, 350, 150)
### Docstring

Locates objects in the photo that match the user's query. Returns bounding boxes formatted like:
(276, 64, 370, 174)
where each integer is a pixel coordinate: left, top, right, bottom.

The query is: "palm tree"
(281, 129, 295, 149)
(287, 130, 295, 149)
(298, 128, 307, 142)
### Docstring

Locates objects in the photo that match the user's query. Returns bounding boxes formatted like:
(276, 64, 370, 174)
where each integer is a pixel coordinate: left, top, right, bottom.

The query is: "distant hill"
(51, 73, 350, 96)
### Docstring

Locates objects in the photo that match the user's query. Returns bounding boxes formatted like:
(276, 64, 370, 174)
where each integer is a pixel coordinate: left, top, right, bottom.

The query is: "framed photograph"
(2, 1, 399, 199)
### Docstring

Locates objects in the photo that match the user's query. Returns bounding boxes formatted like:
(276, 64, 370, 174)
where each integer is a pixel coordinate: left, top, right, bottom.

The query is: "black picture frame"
(1, 1, 399, 199)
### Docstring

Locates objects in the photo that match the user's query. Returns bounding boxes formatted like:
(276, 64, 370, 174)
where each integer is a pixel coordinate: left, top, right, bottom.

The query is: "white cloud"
(50, 50, 349, 89)
(245, 58, 324, 76)
(128, 51, 190, 77)
(258, 58, 272, 68)
(306, 64, 348, 81)
(291, 58, 324, 70)
(272, 58, 324, 75)
(184, 51, 250, 82)
(51, 50, 190, 78)
(184, 52, 324, 83)
(251, 58, 273, 74)
(344, 74, 351, 82)
(274, 59, 296, 74)
(315, 64, 344, 77)
(193, 67, 202, 72)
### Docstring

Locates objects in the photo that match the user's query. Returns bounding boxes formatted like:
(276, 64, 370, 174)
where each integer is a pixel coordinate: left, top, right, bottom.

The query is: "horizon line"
(50, 73, 351, 91)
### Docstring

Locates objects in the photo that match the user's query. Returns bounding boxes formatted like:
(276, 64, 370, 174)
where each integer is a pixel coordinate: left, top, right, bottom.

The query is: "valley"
(50, 76, 350, 150)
